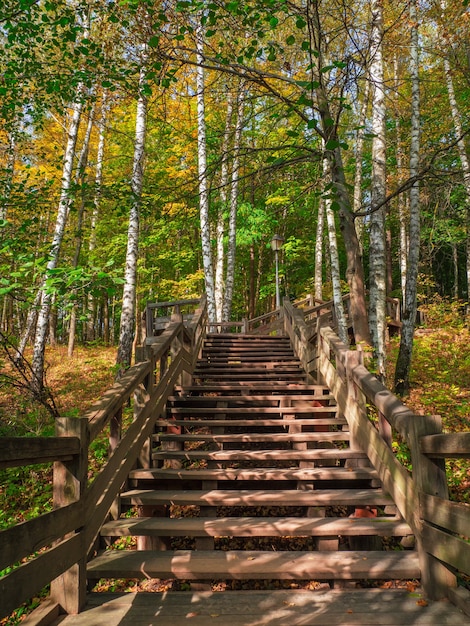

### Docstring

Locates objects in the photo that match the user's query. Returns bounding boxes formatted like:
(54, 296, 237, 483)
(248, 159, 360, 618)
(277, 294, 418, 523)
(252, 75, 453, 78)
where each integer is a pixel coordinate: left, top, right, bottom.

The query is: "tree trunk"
(368, 0, 387, 378)
(353, 81, 370, 251)
(68, 106, 95, 357)
(309, 3, 371, 346)
(215, 92, 234, 322)
(31, 93, 84, 393)
(395, 0, 421, 395)
(442, 53, 470, 300)
(323, 157, 348, 344)
(223, 84, 245, 322)
(86, 93, 108, 343)
(314, 196, 325, 302)
(116, 66, 147, 376)
(196, 21, 216, 323)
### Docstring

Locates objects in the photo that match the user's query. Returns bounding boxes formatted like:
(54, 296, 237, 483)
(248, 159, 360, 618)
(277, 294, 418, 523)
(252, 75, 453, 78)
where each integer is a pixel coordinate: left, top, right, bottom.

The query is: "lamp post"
(271, 234, 284, 309)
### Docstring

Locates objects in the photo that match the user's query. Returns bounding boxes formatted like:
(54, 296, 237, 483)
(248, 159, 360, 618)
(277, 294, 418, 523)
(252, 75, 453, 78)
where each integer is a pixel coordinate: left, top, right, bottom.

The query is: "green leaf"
(286, 35, 295, 45)
(325, 139, 339, 149)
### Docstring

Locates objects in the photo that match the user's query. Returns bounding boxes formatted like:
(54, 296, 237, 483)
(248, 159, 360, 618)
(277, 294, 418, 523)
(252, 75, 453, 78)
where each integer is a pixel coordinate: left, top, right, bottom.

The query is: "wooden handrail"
(313, 321, 469, 605)
(0, 295, 209, 621)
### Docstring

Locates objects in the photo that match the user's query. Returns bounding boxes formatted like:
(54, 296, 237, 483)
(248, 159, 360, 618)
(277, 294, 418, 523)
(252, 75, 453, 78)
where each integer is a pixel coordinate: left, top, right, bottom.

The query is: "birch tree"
(395, 0, 421, 395)
(31, 91, 85, 393)
(323, 157, 348, 344)
(195, 20, 216, 323)
(116, 62, 147, 375)
(67, 106, 95, 357)
(368, 0, 387, 378)
(441, 38, 470, 299)
(223, 84, 245, 322)
(215, 92, 234, 322)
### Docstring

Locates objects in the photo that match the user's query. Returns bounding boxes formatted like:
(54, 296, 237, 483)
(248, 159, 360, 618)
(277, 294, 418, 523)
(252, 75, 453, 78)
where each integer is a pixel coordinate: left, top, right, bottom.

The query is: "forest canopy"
(1, 0, 470, 395)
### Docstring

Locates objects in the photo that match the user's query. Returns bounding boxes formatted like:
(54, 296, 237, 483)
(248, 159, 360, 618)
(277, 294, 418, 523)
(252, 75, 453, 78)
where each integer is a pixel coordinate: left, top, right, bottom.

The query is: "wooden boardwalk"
(50, 589, 469, 625)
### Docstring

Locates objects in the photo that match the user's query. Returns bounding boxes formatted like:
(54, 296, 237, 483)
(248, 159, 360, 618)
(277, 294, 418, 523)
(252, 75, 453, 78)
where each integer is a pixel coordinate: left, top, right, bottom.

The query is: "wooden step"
(128, 467, 379, 482)
(120, 488, 393, 507)
(87, 549, 420, 581)
(152, 448, 366, 462)
(166, 406, 338, 415)
(168, 394, 335, 404)
(101, 515, 412, 538)
(52, 589, 470, 626)
(174, 384, 330, 394)
(155, 432, 350, 443)
(192, 373, 308, 381)
(157, 418, 347, 428)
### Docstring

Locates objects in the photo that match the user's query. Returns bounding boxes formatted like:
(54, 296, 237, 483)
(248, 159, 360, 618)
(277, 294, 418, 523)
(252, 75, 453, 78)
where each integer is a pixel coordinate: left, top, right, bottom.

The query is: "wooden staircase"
(87, 333, 420, 594)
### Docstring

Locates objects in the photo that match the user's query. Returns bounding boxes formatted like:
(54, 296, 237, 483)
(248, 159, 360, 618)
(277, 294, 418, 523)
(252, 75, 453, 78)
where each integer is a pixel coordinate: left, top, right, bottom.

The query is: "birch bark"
(86, 92, 108, 342)
(395, 0, 421, 395)
(353, 81, 370, 251)
(68, 106, 95, 357)
(323, 157, 348, 344)
(442, 55, 470, 299)
(31, 93, 84, 393)
(196, 20, 216, 323)
(223, 84, 245, 322)
(368, 0, 387, 378)
(116, 65, 147, 375)
(215, 92, 234, 322)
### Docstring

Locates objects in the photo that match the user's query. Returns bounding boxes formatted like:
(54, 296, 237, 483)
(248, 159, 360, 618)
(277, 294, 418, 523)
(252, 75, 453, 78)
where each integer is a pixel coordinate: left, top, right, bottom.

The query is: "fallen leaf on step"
(416, 599, 428, 607)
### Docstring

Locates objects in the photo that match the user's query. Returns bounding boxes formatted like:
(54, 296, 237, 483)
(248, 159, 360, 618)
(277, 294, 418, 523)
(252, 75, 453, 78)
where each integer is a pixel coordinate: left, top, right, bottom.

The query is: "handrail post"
(407, 415, 457, 599)
(50, 417, 89, 614)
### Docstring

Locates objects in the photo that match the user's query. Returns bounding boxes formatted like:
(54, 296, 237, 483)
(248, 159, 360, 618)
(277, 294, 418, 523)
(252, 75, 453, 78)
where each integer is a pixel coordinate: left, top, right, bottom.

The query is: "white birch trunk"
(116, 67, 147, 373)
(394, 57, 408, 303)
(215, 93, 234, 322)
(395, 0, 421, 395)
(368, 0, 387, 378)
(314, 198, 325, 302)
(31, 94, 84, 392)
(86, 92, 108, 341)
(443, 55, 470, 299)
(68, 106, 95, 357)
(196, 21, 216, 323)
(323, 157, 348, 344)
(353, 81, 370, 251)
(223, 85, 245, 322)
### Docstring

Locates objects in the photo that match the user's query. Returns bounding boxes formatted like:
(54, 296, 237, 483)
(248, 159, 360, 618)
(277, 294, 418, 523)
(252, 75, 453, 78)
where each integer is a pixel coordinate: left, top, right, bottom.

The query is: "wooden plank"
(0, 501, 83, 571)
(156, 432, 349, 443)
(120, 488, 393, 507)
(129, 467, 378, 481)
(157, 418, 346, 427)
(420, 432, 470, 458)
(0, 533, 83, 621)
(20, 598, 60, 626)
(85, 360, 152, 441)
(167, 406, 338, 414)
(152, 448, 366, 462)
(87, 549, 420, 581)
(447, 586, 470, 618)
(420, 493, 470, 537)
(422, 523, 470, 575)
(168, 394, 335, 402)
(101, 515, 412, 538)
(47, 589, 470, 626)
(0, 436, 80, 469)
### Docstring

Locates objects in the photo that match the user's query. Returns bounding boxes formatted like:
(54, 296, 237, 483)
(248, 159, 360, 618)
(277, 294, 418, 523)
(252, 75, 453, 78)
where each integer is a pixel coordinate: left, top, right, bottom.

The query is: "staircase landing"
(52, 588, 468, 625)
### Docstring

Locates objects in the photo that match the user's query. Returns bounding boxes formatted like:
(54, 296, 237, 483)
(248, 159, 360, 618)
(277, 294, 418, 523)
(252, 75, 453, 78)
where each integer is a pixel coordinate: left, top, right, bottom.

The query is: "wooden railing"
(0, 296, 208, 621)
(282, 299, 470, 615)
